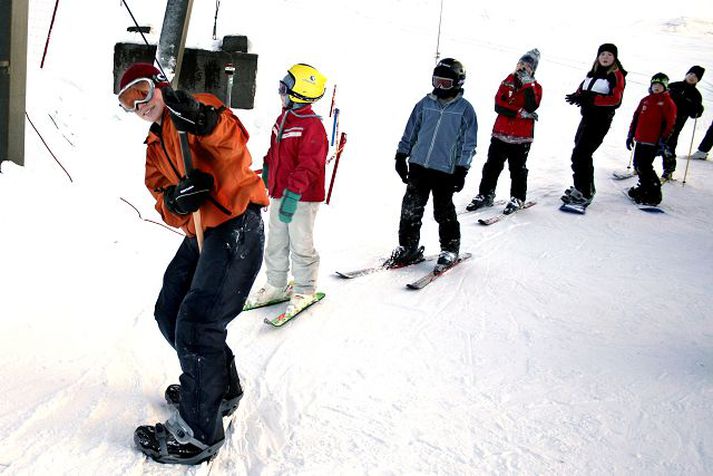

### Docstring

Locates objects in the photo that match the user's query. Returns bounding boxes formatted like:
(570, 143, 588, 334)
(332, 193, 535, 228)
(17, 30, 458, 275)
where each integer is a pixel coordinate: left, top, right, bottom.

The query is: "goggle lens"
(432, 76, 455, 90)
(118, 78, 155, 112)
(278, 81, 289, 96)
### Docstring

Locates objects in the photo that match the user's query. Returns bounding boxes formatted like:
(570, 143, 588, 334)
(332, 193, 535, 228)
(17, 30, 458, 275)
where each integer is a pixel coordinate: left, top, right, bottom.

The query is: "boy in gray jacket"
(390, 58, 478, 271)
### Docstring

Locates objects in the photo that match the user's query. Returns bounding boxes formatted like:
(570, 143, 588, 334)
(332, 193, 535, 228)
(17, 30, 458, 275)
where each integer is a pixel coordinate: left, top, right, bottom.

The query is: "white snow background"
(1, 0, 713, 474)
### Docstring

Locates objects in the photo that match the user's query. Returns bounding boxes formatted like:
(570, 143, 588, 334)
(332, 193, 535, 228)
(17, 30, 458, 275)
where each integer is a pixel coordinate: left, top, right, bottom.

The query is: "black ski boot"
(385, 245, 425, 268)
(165, 358, 244, 418)
(434, 250, 458, 273)
(465, 193, 494, 211)
(134, 414, 223, 465)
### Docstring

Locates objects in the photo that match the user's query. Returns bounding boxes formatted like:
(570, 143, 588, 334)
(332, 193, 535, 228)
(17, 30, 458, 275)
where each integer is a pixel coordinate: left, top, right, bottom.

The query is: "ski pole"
(40, 0, 61, 68)
(329, 84, 337, 118)
(326, 132, 347, 205)
(330, 108, 340, 147)
(682, 117, 698, 186)
(626, 142, 634, 170)
(224, 63, 235, 107)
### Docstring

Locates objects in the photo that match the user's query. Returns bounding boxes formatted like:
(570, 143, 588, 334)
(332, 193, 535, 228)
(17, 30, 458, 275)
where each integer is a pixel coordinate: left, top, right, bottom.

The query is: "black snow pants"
(399, 164, 460, 254)
(698, 121, 713, 153)
(662, 115, 688, 174)
(154, 204, 264, 444)
(633, 143, 662, 203)
(479, 137, 531, 201)
(570, 108, 615, 199)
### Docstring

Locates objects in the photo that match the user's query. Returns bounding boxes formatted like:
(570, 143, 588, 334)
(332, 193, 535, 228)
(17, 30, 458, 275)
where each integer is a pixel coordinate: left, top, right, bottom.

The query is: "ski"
(264, 292, 326, 327)
(335, 254, 439, 279)
(406, 253, 473, 290)
(559, 202, 587, 214)
(243, 296, 289, 311)
(478, 201, 537, 225)
(620, 190, 664, 213)
(612, 170, 637, 180)
(457, 199, 506, 215)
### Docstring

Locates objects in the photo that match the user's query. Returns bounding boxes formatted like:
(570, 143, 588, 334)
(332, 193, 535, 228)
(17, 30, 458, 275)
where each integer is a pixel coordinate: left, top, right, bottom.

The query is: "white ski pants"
(264, 198, 320, 294)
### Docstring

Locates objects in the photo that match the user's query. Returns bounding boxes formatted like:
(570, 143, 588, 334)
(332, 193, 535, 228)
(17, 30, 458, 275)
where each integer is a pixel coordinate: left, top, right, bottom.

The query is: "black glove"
(657, 140, 672, 158)
(163, 89, 219, 135)
(565, 92, 581, 106)
(626, 135, 634, 151)
(395, 152, 409, 184)
(452, 166, 468, 192)
(163, 169, 214, 215)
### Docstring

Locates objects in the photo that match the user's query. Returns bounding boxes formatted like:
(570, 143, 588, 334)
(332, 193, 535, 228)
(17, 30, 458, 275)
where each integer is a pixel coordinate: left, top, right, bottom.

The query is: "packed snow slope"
(1, 0, 712, 474)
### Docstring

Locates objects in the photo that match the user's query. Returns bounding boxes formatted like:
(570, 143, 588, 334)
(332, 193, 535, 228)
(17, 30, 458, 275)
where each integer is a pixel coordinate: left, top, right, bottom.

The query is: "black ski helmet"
(433, 58, 466, 88)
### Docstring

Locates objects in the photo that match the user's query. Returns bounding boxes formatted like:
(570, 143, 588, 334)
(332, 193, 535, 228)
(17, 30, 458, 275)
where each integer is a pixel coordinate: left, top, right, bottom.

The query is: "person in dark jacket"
(466, 48, 543, 214)
(561, 43, 627, 208)
(117, 63, 269, 465)
(390, 58, 478, 271)
(661, 65, 705, 179)
(626, 73, 677, 205)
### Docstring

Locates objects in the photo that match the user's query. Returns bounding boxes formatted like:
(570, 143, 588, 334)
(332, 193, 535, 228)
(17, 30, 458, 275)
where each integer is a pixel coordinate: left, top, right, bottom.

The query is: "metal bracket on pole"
(224, 63, 235, 107)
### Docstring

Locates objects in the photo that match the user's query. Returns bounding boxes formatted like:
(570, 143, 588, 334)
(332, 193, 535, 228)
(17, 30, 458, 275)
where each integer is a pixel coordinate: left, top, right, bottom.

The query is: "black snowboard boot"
(134, 416, 223, 465)
(165, 358, 243, 418)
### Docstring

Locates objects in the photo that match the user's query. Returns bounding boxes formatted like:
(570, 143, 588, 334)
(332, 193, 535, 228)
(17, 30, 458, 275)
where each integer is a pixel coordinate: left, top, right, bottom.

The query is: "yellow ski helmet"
(281, 63, 327, 104)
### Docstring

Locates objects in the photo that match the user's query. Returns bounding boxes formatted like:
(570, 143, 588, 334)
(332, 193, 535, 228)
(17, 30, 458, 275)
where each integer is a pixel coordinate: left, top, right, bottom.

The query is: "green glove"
(278, 189, 301, 223)
(261, 163, 269, 187)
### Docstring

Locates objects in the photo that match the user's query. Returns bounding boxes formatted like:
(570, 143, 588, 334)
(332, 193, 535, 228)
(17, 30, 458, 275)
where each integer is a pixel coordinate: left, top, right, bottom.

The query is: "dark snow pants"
(570, 109, 614, 199)
(479, 137, 531, 201)
(698, 121, 713, 153)
(399, 164, 460, 254)
(633, 143, 662, 203)
(154, 204, 264, 444)
(662, 115, 688, 174)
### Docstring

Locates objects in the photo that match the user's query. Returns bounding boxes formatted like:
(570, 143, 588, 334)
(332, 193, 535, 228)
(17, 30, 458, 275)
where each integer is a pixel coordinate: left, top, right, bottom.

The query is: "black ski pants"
(570, 109, 614, 199)
(154, 205, 264, 444)
(399, 164, 460, 254)
(697, 120, 713, 153)
(633, 143, 662, 203)
(662, 115, 688, 174)
(479, 137, 531, 201)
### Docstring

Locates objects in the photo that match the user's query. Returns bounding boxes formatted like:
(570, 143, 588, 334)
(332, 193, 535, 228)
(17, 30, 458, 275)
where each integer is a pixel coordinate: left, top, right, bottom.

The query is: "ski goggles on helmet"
(118, 78, 155, 112)
(432, 76, 455, 90)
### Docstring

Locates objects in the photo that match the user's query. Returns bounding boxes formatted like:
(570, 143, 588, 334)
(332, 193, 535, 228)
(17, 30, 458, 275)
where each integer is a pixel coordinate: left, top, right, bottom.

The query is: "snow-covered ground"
(1, 0, 712, 474)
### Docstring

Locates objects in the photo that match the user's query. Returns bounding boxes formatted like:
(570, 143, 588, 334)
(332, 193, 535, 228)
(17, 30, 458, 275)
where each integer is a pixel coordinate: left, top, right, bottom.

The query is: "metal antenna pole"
(435, 0, 444, 64)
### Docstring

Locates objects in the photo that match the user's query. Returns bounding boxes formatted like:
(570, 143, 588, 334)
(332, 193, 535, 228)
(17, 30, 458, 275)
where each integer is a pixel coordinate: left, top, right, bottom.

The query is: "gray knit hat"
(519, 49, 541, 71)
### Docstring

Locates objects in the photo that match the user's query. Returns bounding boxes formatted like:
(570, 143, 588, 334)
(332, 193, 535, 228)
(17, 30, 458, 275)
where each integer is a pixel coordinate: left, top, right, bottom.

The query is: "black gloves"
(452, 166, 468, 192)
(626, 135, 634, 151)
(565, 91, 594, 107)
(163, 89, 219, 135)
(395, 152, 409, 183)
(163, 169, 214, 215)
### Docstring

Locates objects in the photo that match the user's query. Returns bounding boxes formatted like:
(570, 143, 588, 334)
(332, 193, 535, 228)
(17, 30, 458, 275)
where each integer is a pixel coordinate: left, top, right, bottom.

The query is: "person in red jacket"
(626, 73, 677, 205)
(562, 43, 627, 208)
(466, 49, 542, 214)
(245, 64, 328, 318)
(116, 63, 269, 464)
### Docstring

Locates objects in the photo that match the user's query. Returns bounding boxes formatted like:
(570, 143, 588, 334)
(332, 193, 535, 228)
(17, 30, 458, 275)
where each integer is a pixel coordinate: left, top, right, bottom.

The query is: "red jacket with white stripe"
(628, 91, 677, 145)
(492, 73, 543, 143)
(263, 104, 328, 202)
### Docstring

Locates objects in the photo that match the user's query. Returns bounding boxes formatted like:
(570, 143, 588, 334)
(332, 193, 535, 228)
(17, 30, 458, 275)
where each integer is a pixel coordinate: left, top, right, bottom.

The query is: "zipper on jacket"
(424, 106, 445, 169)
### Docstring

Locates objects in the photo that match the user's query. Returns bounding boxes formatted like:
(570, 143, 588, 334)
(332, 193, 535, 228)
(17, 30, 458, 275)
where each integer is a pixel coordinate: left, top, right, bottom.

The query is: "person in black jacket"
(561, 43, 627, 208)
(661, 66, 705, 180)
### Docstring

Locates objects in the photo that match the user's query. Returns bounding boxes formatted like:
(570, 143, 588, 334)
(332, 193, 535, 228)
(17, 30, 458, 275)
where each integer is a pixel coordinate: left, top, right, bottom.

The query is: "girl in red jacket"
(466, 49, 542, 214)
(245, 64, 328, 317)
(626, 73, 677, 205)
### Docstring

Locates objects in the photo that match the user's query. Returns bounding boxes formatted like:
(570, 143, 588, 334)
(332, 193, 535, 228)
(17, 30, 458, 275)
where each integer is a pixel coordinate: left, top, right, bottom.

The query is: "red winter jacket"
(492, 73, 543, 143)
(263, 105, 328, 202)
(628, 91, 677, 145)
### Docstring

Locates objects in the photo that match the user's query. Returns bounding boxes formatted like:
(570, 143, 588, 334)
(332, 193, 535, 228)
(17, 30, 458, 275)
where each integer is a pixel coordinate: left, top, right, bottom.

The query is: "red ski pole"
(326, 132, 347, 205)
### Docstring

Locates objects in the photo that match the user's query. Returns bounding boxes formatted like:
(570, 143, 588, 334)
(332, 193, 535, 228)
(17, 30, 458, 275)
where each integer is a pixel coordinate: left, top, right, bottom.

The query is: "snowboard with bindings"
(478, 201, 537, 225)
(264, 292, 326, 327)
(406, 253, 472, 290)
(620, 190, 664, 213)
